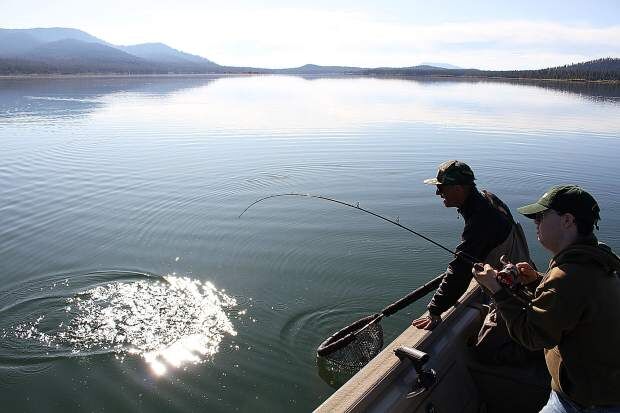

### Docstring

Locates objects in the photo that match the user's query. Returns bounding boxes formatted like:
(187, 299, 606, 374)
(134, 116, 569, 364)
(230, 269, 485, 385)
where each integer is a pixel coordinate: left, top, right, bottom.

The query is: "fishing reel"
(473, 255, 525, 293)
(495, 255, 521, 291)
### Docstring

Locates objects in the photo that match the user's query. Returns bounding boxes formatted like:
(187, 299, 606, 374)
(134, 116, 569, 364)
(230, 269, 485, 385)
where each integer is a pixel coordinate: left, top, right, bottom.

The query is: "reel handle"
(496, 255, 521, 289)
(473, 256, 522, 290)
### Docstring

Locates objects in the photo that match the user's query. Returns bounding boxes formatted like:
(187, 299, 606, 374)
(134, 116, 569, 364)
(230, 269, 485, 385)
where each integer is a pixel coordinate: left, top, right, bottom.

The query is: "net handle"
(316, 273, 445, 357)
(380, 272, 445, 317)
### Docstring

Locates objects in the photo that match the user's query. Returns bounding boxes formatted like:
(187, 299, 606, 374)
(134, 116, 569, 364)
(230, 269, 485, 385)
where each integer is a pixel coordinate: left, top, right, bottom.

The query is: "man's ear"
(561, 212, 576, 229)
(454, 185, 467, 196)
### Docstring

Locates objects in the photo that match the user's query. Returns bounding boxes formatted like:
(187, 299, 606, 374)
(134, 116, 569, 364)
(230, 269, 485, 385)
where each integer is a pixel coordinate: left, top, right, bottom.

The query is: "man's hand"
(411, 314, 441, 330)
(472, 263, 501, 294)
(516, 262, 540, 285)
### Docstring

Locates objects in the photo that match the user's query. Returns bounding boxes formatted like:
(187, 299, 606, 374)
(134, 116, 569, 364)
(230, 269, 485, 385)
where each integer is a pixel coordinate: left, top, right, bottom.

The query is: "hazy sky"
(2, 0, 619, 69)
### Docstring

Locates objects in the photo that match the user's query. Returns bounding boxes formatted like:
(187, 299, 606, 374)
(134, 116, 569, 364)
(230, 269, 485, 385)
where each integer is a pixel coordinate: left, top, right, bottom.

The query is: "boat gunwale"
(315, 281, 484, 412)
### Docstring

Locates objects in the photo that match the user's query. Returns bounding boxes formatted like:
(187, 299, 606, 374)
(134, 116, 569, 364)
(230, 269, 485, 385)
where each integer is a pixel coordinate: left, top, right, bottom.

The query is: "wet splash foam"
(7, 275, 240, 376)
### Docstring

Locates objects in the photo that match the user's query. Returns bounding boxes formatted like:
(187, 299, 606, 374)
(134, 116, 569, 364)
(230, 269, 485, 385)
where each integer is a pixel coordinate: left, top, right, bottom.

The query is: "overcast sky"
(2, 0, 619, 69)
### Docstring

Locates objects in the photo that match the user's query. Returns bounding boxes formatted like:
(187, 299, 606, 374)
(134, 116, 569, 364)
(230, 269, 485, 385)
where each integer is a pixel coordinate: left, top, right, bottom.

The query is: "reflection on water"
(5, 275, 239, 377)
(0, 75, 619, 412)
(1, 76, 619, 131)
(0, 76, 221, 122)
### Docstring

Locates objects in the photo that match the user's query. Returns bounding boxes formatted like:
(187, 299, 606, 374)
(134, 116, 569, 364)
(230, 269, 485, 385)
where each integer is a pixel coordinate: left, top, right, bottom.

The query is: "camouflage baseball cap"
(423, 160, 476, 185)
(517, 185, 601, 223)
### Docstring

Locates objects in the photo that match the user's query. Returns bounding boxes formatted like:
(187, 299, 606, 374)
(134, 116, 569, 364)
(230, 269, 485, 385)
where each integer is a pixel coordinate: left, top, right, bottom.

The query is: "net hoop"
(316, 313, 383, 357)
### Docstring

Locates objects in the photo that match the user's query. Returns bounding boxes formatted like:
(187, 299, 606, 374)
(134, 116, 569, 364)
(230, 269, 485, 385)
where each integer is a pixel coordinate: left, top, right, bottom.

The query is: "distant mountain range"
(1, 27, 619, 81)
(0, 28, 221, 74)
(420, 62, 463, 69)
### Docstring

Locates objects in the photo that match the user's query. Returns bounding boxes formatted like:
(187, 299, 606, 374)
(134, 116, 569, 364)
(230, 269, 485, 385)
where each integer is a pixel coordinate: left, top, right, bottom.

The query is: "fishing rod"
(239, 193, 479, 265)
(240, 193, 531, 367)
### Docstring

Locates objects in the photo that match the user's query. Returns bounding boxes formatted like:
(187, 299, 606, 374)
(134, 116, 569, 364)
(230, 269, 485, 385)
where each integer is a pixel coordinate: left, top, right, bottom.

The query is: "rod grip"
(381, 273, 445, 316)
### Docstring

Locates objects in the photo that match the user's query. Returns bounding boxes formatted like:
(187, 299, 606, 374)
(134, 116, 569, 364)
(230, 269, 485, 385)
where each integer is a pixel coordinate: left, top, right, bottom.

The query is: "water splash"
(12, 316, 55, 347)
(7, 275, 239, 376)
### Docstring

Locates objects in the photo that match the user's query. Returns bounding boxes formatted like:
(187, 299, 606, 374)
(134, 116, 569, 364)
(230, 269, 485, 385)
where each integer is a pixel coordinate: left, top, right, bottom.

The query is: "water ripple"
(0, 272, 241, 377)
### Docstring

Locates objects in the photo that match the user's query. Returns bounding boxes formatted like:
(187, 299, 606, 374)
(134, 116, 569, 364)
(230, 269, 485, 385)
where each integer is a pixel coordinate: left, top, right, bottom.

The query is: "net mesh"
(322, 322, 383, 368)
(316, 314, 384, 385)
(316, 320, 384, 387)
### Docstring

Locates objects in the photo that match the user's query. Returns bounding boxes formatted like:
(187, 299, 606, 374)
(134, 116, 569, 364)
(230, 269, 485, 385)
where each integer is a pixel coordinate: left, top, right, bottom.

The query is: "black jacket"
(428, 189, 512, 316)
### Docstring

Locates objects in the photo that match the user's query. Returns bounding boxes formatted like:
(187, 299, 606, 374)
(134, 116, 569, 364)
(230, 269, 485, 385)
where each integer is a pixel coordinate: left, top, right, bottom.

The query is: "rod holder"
(394, 346, 437, 399)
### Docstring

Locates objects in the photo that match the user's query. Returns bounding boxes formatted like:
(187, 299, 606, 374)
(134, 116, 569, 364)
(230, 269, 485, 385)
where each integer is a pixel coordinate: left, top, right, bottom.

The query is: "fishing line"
(239, 193, 479, 265)
(239, 192, 508, 376)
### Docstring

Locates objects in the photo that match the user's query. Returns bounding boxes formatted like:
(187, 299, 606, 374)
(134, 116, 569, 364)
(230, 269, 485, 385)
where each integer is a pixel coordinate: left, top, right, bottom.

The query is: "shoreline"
(0, 73, 247, 80)
(0, 73, 618, 84)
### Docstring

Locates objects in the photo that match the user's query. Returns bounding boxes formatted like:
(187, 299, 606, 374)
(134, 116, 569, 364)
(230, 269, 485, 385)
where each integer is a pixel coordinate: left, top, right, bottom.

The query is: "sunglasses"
(435, 184, 451, 194)
(534, 209, 557, 223)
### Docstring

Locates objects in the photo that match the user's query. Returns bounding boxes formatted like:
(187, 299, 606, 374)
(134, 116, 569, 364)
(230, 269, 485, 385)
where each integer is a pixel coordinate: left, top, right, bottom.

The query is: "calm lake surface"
(1, 75, 619, 412)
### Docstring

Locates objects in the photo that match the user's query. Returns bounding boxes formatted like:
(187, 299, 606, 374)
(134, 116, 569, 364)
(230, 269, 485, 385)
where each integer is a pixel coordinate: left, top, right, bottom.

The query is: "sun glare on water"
(9, 275, 240, 377)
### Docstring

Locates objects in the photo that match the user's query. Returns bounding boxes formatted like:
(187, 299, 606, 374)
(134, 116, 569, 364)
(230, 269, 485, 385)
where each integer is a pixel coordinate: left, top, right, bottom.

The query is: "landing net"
(316, 314, 384, 373)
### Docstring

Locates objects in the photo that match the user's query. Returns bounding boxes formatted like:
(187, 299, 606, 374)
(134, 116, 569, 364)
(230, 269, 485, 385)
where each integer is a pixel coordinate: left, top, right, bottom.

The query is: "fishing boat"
(315, 281, 550, 413)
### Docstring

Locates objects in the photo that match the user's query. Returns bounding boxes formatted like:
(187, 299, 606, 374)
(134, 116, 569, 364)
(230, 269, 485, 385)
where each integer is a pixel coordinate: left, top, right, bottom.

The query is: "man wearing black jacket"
(412, 160, 516, 330)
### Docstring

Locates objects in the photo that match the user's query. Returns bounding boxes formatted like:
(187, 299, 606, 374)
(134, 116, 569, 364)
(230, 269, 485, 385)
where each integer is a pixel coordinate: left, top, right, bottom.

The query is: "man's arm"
(427, 216, 494, 316)
(493, 265, 586, 351)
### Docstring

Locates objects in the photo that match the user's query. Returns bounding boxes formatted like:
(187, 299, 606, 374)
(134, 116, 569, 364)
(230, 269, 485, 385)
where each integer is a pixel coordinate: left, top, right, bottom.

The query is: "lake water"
(1, 75, 619, 412)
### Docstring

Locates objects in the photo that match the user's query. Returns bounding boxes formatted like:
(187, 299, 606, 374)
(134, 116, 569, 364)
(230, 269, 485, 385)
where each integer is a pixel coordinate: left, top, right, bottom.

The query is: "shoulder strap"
(481, 189, 536, 269)
(481, 189, 514, 223)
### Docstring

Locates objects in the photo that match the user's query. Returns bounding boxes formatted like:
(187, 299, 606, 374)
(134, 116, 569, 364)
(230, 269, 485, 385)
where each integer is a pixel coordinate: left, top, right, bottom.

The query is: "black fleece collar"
(457, 188, 484, 219)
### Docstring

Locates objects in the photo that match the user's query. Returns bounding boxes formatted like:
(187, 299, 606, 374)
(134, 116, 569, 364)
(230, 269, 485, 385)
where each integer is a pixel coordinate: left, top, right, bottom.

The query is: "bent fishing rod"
(240, 193, 531, 360)
(239, 193, 479, 265)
